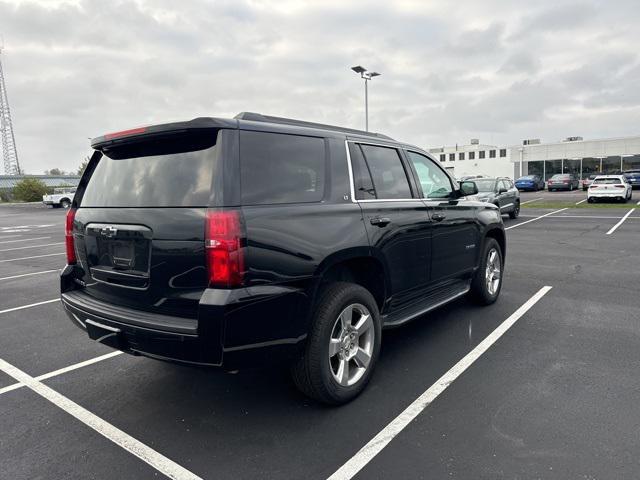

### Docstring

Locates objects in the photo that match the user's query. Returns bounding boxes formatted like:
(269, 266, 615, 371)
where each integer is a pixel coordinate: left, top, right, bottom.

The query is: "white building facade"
(429, 135, 640, 180)
(428, 140, 517, 179)
(513, 135, 640, 181)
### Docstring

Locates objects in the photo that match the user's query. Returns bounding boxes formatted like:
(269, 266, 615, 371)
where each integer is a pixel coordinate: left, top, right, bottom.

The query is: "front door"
(404, 150, 480, 284)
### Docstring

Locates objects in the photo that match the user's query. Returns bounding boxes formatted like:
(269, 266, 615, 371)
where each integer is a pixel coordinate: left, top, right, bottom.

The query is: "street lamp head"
(351, 65, 366, 74)
(368, 71, 381, 77)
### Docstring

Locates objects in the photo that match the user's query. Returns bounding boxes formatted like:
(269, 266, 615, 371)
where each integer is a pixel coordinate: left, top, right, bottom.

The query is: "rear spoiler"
(90, 117, 238, 151)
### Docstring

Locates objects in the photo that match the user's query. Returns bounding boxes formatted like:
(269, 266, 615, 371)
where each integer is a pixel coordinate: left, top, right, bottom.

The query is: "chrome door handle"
(370, 217, 391, 227)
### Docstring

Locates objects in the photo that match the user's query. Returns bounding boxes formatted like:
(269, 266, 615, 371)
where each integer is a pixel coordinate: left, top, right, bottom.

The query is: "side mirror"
(459, 181, 478, 196)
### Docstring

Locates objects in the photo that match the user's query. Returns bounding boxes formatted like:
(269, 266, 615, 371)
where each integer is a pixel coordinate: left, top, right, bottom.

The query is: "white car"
(42, 187, 76, 208)
(587, 175, 632, 203)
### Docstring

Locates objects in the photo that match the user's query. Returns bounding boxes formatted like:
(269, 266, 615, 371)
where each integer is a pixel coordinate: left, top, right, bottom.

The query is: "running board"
(382, 281, 471, 328)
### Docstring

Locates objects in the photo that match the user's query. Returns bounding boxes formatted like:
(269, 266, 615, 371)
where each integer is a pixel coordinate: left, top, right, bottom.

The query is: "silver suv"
(468, 177, 520, 219)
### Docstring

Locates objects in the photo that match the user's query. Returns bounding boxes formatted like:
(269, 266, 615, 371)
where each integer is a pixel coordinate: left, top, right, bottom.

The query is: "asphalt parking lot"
(1, 202, 640, 479)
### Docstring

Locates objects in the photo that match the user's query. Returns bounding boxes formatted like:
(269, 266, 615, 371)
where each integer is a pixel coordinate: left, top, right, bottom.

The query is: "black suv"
(61, 113, 506, 404)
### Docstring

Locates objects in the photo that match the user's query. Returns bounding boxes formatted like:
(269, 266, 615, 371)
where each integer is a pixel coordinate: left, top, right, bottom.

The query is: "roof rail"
(234, 112, 395, 141)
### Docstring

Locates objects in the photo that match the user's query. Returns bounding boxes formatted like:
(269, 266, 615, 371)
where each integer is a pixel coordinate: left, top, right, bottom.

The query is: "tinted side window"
(406, 151, 453, 199)
(360, 145, 412, 199)
(349, 143, 376, 200)
(240, 131, 325, 205)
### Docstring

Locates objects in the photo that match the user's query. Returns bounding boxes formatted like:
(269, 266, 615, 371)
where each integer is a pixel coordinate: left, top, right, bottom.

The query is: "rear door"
(404, 150, 480, 283)
(349, 142, 432, 312)
(73, 128, 231, 318)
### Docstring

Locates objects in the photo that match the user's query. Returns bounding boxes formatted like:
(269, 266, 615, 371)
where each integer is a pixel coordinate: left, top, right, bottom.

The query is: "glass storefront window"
(544, 160, 562, 181)
(525, 161, 544, 177)
(563, 159, 581, 176)
(622, 155, 640, 171)
(602, 156, 622, 174)
(582, 158, 601, 179)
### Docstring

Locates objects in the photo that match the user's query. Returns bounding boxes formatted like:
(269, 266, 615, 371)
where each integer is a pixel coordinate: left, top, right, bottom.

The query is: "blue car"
(515, 175, 545, 191)
(623, 170, 640, 189)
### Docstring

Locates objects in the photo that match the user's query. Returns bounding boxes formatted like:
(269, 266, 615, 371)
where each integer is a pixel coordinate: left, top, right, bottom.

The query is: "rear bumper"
(587, 190, 627, 198)
(60, 266, 311, 369)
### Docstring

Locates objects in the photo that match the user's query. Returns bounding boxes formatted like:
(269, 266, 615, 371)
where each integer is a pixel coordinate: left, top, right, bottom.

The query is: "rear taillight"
(590, 185, 598, 189)
(205, 210, 244, 288)
(614, 185, 625, 188)
(65, 208, 77, 265)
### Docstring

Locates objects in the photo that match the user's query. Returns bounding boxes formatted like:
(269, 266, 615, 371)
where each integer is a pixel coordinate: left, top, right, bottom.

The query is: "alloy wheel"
(485, 248, 501, 296)
(328, 303, 375, 387)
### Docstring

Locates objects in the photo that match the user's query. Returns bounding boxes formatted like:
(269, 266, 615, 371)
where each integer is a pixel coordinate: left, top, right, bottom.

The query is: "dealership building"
(429, 134, 640, 180)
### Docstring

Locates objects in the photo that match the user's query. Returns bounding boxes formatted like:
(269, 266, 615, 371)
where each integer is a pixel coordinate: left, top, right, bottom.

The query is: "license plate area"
(85, 223, 152, 289)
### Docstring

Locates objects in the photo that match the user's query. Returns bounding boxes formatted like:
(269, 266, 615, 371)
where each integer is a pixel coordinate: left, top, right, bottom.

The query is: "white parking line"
(327, 286, 553, 480)
(505, 208, 568, 230)
(0, 269, 59, 281)
(0, 236, 51, 245)
(0, 252, 65, 263)
(520, 197, 543, 205)
(0, 351, 124, 396)
(518, 214, 637, 220)
(0, 298, 59, 315)
(0, 357, 202, 480)
(0, 242, 64, 253)
(575, 199, 587, 205)
(606, 208, 636, 235)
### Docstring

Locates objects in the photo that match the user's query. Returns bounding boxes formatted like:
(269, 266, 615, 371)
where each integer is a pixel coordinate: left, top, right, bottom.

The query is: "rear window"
(82, 133, 217, 207)
(240, 131, 326, 205)
(551, 174, 570, 179)
(593, 177, 623, 184)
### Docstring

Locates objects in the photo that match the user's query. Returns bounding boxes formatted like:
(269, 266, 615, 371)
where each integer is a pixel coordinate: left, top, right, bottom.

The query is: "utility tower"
(0, 43, 20, 175)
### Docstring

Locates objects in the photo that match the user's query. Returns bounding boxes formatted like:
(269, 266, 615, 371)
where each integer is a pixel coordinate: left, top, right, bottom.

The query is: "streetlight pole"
(351, 66, 381, 132)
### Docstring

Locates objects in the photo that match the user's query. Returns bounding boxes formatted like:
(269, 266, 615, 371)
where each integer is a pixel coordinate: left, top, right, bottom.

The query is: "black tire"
(470, 237, 503, 305)
(508, 200, 520, 219)
(291, 282, 382, 405)
(587, 197, 595, 203)
(60, 199, 71, 209)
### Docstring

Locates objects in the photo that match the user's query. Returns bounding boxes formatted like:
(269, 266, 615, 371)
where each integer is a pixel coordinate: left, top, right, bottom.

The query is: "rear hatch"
(73, 124, 232, 318)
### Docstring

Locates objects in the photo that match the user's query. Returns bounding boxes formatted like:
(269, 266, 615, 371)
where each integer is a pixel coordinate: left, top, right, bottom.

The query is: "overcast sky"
(1, 0, 639, 174)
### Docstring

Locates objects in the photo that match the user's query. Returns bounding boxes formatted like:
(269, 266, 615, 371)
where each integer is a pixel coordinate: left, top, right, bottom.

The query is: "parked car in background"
(582, 174, 600, 191)
(60, 113, 506, 405)
(471, 177, 520, 219)
(547, 174, 580, 191)
(42, 187, 76, 208)
(515, 175, 545, 191)
(587, 175, 632, 203)
(622, 170, 640, 189)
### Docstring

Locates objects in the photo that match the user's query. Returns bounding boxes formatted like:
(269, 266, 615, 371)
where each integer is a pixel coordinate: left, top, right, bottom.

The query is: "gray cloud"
(0, 0, 639, 174)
